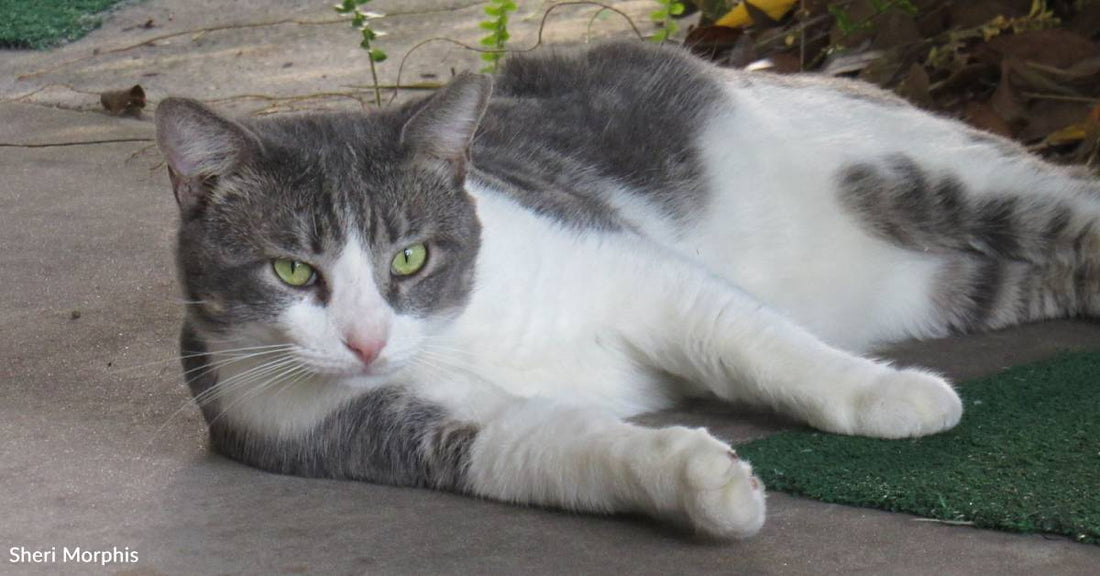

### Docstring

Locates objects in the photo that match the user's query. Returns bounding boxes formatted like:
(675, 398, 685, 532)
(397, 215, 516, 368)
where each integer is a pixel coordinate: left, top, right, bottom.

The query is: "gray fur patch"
(835, 154, 1083, 263)
(837, 153, 1100, 329)
(470, 41, 728, 230)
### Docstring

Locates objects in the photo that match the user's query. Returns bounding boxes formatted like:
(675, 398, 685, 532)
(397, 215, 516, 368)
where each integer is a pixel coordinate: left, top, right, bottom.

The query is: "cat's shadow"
(630, 399, 800, 446)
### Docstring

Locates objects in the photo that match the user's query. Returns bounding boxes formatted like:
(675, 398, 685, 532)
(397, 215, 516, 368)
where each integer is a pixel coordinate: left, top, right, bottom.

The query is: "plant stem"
(368, 56, 382, 107)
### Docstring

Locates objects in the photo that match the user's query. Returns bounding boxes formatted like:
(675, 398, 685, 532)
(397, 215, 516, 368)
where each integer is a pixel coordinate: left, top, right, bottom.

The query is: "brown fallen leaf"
(1018, 100, 1096, 143)
(1071, 106, 1100, 167)
(985, 30, 1100, 70)
(872, 10, 921, 50)
(896, 63, 933, 109)
(948, 0, 1024, 29)
(991, 59, 1027, 129)
(965, 101, 1014, 138)
(684, 25, 743, 60)
(100, 85, 146, 116)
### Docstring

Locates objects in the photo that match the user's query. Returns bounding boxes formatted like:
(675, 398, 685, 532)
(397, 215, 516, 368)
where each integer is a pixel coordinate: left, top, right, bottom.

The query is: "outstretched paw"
(677, 432, 766, 539)
(851, 368, 962, 439)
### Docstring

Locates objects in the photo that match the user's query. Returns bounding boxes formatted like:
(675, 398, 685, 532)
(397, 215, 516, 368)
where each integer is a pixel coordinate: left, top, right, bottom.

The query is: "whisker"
(205, 361, 308, 429)
(143, 350, 304, 451)
(179, 347, 298, 386)
(151, 355, 298, 438)
(192, 356, 301, 408)
(113, 343, 297, 375)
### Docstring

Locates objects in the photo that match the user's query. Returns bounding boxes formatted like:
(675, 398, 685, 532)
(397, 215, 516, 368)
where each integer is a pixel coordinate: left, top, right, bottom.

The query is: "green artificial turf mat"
(738, 351, 1100, 544)
(0, 0, 129, 49)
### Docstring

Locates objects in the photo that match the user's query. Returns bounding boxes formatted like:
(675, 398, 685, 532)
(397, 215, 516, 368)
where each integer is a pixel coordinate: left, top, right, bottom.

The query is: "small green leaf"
(480, 36, 499, 46)
(485, 5, 502, 16)
(369, 48, 387, 62)
(479, 21, 498, 30)
(361, 27, 377, 41)
(650, 9, 668, 20)
(669, 2, 685, 15)
(651, 29, 668, 42)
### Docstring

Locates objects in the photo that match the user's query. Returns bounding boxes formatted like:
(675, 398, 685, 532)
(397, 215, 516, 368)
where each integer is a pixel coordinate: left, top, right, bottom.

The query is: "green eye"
(391, 243, 428, 276)
(272, 259, 316, 287)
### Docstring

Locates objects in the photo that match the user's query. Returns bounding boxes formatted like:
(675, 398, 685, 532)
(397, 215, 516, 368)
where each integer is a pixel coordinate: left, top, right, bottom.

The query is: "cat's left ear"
(400, 72, 493, 180)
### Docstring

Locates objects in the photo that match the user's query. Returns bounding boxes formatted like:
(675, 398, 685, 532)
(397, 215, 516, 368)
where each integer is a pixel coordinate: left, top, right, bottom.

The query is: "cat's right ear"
(400, 72, 493, 182)
(155, 98, 259, 218)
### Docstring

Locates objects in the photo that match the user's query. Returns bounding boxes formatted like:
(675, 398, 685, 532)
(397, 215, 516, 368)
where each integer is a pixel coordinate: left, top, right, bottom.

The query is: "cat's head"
(156, 73, 492, 385)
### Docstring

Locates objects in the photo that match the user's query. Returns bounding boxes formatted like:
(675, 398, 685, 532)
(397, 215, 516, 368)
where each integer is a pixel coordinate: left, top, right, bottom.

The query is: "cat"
(155, 41, 1099, 539)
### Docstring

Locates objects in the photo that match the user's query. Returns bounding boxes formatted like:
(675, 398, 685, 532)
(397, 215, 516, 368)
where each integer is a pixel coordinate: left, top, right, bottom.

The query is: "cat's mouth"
(295, 350, 405, 381)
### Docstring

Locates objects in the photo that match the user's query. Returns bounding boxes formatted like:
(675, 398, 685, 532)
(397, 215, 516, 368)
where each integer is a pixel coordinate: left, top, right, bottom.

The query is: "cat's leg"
(602, 242, 962, 439)
(457, 391, 767, 539)
(204, 376, 767, 538)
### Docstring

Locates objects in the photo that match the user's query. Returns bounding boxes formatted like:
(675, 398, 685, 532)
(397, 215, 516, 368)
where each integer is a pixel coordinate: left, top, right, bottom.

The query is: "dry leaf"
(1044, 124, 1088, 146)
(684, 25, 743, 60)
(985, 30, 1100, 70)
(896, 63, 933, 109)
(714, 0, 798, 29)
(1019, 100, 1096, 143)
(965, 101, 1014, 138)
(100, 85, 146, 116)
(991, 60, 1026, 128)
(872, 10, 921, 50)
(949, 1, 1024, 29)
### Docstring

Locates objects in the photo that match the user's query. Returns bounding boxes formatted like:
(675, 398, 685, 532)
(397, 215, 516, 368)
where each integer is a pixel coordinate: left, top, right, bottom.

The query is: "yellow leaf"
(715, 0, 797, 29)
(1044, 124, 1087, 146)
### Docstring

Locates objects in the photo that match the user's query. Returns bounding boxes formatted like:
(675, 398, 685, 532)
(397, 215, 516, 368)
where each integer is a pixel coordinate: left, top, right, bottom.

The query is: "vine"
(334, 0, 387, 106)
(479, 0, 519, 72)
(649, 0, 685, 43)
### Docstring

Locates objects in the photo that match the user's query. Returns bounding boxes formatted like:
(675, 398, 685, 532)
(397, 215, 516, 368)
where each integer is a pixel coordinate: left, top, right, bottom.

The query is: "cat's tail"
(837, 154, 1100, 331)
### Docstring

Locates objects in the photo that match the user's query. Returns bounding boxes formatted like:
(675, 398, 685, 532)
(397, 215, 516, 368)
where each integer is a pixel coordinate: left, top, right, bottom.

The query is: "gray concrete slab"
(2, 1, 1099, 574)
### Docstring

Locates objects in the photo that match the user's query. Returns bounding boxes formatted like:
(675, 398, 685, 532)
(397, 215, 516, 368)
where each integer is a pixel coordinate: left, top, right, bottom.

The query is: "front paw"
(674, 430, 766, 539)
(850, 368, 963, 439)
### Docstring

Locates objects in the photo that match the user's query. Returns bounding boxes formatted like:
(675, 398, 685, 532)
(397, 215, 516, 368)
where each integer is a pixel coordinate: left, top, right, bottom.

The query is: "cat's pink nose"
(345, 337, 385, 366)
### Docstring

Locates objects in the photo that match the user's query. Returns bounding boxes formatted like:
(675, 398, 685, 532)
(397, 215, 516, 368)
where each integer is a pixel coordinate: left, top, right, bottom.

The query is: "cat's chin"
(323, 361, 407, 389)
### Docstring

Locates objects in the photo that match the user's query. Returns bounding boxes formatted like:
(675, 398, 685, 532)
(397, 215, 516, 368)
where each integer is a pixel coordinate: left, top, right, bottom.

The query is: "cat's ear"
(155, 98, 260, 218)
(400, 72, 493, 180)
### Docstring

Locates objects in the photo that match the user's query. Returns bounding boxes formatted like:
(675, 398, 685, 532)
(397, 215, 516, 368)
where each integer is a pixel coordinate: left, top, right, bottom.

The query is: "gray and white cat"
(155, 41, 1099, 538)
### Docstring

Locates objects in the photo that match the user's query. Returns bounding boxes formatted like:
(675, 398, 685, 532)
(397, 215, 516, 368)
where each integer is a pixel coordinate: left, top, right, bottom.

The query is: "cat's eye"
(391, 243, 428, 277)
(272, 258, 316, 287)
